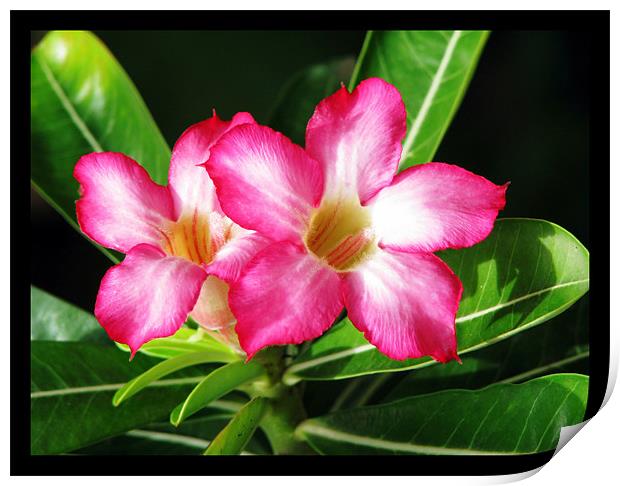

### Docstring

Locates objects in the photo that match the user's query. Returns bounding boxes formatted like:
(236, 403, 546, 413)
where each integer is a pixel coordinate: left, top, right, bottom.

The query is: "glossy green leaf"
(204, 397, 269, 455)
(113, 350, 238, 406)
(30, 286, 107, 343)
(297, 374, 588, 455)
(284, 219, 589, 383)
(31, 341, 215, 454)
(268, 58, 355, 145)
(331, 297, 589, 410)
(350, 30, 489, 170)
(31, 30, 170, 261)
(115, 326, 239, 360)
(383, 297, 589, 401)
(170, 361, 267, 427)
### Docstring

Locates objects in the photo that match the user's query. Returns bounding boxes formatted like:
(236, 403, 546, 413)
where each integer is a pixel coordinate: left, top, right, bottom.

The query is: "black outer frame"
(12, 9, 609, 476)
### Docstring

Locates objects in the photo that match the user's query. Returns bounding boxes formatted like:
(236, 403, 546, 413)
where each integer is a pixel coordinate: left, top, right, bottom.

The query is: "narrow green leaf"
(31, 341, 212, 454)
(170, 361, 267, 427)
(350, 30, 489, 170)
(113, 351, 237, 406)
(204, 397, 269, 455)
(297, 374, 588, 455)
(31, 30, 171, 261)
(284, 219, 589, 382)
(115, 326, 238, 360)
(30, 286, 107, 343)
(268, 58, 355, 145)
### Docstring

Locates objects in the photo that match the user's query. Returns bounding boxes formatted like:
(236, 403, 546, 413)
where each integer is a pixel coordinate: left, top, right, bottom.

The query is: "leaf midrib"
(497, 351, 589, 385)
(300, 374, 587, 454)
(457, 278, 589, 324)
(30, 376, 204, 398)
(299, 423, 521, 455)
(34, 54, 103, 152)
(400, 30, 462, 163)
(32, 55, 121, 263)
(348, 30, 489, 169)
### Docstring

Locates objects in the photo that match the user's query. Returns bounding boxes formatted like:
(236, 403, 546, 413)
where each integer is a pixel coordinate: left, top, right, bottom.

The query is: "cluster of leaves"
(31, 30, 589, 455)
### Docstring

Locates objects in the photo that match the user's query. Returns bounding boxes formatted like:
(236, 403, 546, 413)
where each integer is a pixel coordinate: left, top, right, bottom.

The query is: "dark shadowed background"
(31, 30, 589, 311)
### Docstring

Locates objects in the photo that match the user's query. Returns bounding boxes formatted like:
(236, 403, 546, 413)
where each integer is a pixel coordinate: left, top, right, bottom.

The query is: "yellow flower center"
(161, 212, 231, 266)
(304, 197, 375, 272)
(159, 212, 239, 345)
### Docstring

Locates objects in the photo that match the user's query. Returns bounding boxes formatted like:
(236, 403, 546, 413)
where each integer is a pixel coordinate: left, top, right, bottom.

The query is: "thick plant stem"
(251, 347, 314, 454)
(259, 385, 314, 455)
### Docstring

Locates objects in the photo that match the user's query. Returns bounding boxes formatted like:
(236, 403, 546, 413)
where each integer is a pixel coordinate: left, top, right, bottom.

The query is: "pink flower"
(206, 78, 508, 362)
(74, 112, 270, 357)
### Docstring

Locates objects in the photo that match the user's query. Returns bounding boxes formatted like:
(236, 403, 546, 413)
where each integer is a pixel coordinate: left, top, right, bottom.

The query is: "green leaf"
(204, 397, 269, 455)
(31, 341, 214, 454)
(326, 374, 394, 412)
(115, 326, 239, 360)
(268, 58, 355, 145)
(296, 374, 588, 455)
(350, 30, 489, 170)
(284, 218, 589, 383)
(170, 361, 267, 427)
(30, 286, 107, 343)
(31, 30, 171, 261)
(76, 403, 271, 455)
(383, 297, 589, 401)
(113, 350, 238, 406)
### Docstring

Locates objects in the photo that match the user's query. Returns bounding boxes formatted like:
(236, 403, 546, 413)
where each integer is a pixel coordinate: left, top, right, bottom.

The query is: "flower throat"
(161, 213, 231, 265)
(304, 197, 375, 271)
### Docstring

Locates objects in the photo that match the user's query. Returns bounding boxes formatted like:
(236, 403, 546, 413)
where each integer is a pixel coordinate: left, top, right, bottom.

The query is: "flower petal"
(206, 124, 324, 241)
(305, 77, 406, 204)
(342, 248, 462, 362)
(169, 112, 256, 218)
(369, 162, 508, 253)
(95, 244, 206, 356)
(206, 228, 271, 283)
(75, 152, 175, 253)
(190, 275, 236, 331)
(229, 241, 343, 359)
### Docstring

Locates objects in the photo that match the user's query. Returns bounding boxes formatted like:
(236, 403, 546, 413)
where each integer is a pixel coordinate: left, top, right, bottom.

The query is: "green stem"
(260, 386, 313, 455)
(250, 347, 314, 455)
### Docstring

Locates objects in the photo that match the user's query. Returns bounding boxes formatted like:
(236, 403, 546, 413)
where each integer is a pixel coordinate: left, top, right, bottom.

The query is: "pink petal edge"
(342, 248, 462, 363)
(369, 162, 508, 253)
(205, 230, 271, 283)
(229, 240, 344, 359)
(74, 152, 175, 253)
(95, 243, 207, 357)
(206, 123, 324, 242)
(168, 111, 256, 219)
(305, 77, 407, 204)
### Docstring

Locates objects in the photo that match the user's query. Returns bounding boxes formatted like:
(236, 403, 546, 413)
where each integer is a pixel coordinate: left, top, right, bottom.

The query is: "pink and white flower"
(206, 78, 508, 362)
(74, 112, 269, 356)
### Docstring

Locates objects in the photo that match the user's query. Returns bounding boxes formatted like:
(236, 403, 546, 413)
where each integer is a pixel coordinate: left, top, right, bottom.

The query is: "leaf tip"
(112, 382, 132, 406)
(111, 392, 123, 407)
(170, 406, 183, 427)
